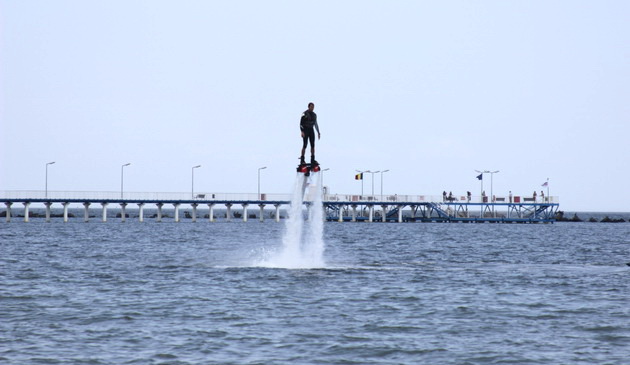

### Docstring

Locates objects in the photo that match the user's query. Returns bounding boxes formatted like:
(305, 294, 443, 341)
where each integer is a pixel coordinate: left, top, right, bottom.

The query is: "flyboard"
(296, 161, 321, 177)
(297, 160, 322, 200)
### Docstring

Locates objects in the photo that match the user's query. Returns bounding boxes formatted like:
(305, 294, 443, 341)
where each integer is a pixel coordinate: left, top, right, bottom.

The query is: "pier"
(1, 191, 559, 223)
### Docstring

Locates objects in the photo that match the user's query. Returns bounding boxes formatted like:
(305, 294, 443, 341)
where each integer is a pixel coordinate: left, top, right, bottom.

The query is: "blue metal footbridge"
(325, 199, 558, 223)
(1, 191, 559, 223)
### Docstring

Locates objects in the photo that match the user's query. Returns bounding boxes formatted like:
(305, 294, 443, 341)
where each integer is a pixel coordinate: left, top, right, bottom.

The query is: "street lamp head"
(123, 163, 131, 167)
(259, 166, 267, 170)
(47, 161, 56, 165)
(193, 165, 201, 169)
(382, 169, 390, 173)
(491, 170, 500, 173)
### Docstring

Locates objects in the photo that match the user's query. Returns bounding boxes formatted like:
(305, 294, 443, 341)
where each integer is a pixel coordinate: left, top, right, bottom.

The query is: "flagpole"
(546, 178, 550, 202)
(475, 170, 484, 218)
(475, 170, 484, 203)
(355, 170, 365, 196)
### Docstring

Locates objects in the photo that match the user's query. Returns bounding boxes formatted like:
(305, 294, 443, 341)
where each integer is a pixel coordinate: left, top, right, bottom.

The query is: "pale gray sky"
(1, 1, 629, 211)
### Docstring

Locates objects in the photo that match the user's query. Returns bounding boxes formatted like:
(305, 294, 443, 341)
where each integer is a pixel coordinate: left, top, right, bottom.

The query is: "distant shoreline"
(556, 211, 629, 223)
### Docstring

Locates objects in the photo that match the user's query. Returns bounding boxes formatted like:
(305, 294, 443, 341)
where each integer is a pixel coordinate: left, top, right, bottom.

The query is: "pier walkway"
(1, 191, 559, 223)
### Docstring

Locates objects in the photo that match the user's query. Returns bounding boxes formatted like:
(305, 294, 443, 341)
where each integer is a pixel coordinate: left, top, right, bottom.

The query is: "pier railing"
(0, 190, 558, 204)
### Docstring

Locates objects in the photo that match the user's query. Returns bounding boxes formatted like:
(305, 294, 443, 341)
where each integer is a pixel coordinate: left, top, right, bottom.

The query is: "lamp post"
(355, 170, 366, 196)
(488, 170, 499, 202)
(380, 170, 390, 200)
(321, 168, 330, 194)
(45, 161, 55, 198)
(476, 169, 499, 216)
(258, 166, 267, 200)
(121, 163, 131, 199)
(365, 170, 380, 199)
(489, 170, 499, 216)
(191, 165, 201, 199)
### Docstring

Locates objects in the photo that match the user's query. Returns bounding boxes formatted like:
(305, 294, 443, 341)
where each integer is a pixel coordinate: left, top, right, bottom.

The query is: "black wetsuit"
(300, 110, 320, 149)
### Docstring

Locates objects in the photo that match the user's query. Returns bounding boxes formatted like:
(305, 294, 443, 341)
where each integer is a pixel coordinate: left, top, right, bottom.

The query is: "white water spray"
(258, 172, 326, 268)
(304, 172, 325, 266)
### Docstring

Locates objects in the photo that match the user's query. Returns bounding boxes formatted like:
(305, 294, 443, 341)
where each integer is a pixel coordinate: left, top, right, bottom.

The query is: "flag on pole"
(476, 174, 483, 180)
(541, 181, 548, 187)
(355, 173, 363, 180)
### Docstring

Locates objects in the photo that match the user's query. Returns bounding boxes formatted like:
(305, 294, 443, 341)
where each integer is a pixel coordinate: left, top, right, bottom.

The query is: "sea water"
(1, 218, 629, 364)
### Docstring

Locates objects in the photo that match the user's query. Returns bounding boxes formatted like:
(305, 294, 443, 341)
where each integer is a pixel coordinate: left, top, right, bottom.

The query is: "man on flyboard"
(299, 102, 320, 166)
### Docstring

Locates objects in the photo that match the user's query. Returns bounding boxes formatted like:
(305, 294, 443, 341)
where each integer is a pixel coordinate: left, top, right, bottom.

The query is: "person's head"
(308, 102, 314, 111)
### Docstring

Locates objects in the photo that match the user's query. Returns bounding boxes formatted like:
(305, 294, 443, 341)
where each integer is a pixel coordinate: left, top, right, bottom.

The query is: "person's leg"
(308, 131, 316, 163)
(301, 134, 309, 163)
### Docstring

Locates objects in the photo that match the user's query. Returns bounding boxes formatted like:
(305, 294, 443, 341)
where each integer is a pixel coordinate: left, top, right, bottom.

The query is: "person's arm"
(313, 113, 320, 137)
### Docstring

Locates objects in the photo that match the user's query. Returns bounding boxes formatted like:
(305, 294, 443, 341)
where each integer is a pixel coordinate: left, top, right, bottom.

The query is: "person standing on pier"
(299, 102, 320, 165)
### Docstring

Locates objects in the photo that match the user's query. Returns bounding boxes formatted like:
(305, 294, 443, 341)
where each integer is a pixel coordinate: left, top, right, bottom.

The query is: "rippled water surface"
(1, 221, 629, 364)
